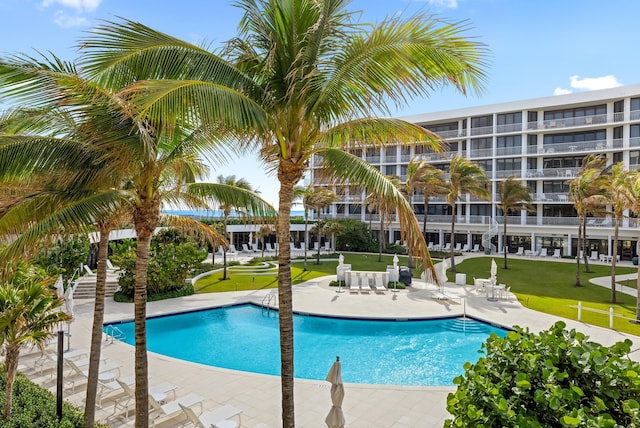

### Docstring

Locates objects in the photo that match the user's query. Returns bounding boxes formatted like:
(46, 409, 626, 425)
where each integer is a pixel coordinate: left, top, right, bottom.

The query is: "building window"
(631, 125, 640, 138)
(544, 105, 606, 120)
(471, 115, 492, 128)
(543, 181, 570, 193)
(476, 159, 492, 173)
(497, 112, 522, 125)
(385, 165, 397, 176)
(471, 137, 492, 150)
(496, 158, 521, 172)
(497, 135, 521, 148)
(543, 130, 606, 145)
(631, 98, 640, 111)
(630, 150, 640, 167)
(427, 121, 458, 133)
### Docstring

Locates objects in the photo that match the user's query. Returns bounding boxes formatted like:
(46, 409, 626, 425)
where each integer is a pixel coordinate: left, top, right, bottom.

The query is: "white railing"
(526, 114, 608, 130)
(470, 125, 493, 136)
(496, 123, 522, 133)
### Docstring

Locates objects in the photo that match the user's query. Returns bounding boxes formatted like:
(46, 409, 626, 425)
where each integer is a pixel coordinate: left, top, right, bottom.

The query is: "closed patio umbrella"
(64, 282, 76, 350)
(325, 356, 345, 428)
(488, 259, 499, 302)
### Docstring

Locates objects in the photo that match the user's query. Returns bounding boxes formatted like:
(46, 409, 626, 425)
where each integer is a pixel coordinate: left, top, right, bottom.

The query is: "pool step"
(443, 318, 488, 334)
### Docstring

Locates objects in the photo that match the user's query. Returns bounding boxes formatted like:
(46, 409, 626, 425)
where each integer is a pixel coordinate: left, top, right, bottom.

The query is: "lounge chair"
(113, 377, 177, 420)
(515, 247, 524, 256)
(252, 243, 260, 252)
(359, 275, 372, 292)
(373, 275, 386, 292)
(265, 243, 276, 253)
(552, 249, 561, 258)
(106, 259, 118, 271)
(179, 403, 243, 428)
(323, 241, 331, 253)
(443, 243, 451, 251)
(241, 244, 254, 253)
(65, 357, 121, 393)
(150, 392, 205, 427)
(471, 244, 480, 252)
(462, 244, 469, 252)
(454, 243, 462, 251)
(590, 251, 598, 261)
(349, 275, 360, 293)
(82, 264, 95, 276)
(539, 248, 548, 257)
(428, 242, 434, 250)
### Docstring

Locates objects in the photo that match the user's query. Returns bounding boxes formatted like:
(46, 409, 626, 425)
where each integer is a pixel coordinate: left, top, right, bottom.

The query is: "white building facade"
(312, 84, 640, 260)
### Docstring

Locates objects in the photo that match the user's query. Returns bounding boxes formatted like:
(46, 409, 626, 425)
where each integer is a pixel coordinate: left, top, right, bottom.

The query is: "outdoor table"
(486, 284, 504, 302)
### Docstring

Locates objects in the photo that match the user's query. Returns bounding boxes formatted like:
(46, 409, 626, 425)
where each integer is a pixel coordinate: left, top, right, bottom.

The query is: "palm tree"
(402, 158, 446, 268)
(257, 224, 274, 257)
(415, 165, 448, 241)
(621, 169, 640, 323)
(304, 188, 338, 264)
(78, 5, 488, 425)
(0, 262, 70, 419)
(0, 57, 273, 428)
(446, 155, 490, 272)
(293, 185, 311, 270)
(496, 176, 533, 269)
(569, 154, 607, 285)
(601, 162, 630, 303)
(217, 175, 256, 280)
(365, 178, 399, 262)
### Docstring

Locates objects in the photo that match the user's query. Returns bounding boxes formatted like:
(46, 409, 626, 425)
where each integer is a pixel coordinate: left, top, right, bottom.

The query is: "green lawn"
(194, 254, 640, 336)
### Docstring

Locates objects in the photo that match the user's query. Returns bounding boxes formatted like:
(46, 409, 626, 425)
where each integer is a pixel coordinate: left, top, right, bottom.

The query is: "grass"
(194, 253, 640, 336)
(618, 279, 638, 289)
(451, 257, 640, 336)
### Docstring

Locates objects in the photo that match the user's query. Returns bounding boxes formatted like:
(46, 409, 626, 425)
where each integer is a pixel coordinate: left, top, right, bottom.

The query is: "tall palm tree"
(569, 154, 607, 285)
(365, 177, 399, 262)
(402, 158, 446, 268)
(78, 4, 488, 425)
(293, 185, 311, 270)
(496, 176, 533, 269)
(0, 57, 273, 428)
(446, 155, 490, 272)
(304, 188, 338, 264)
(601, 162, 630, 303)
(217, 175, 256, 280)
(0, 262, 70, 419)
(621, 169, 640, 323)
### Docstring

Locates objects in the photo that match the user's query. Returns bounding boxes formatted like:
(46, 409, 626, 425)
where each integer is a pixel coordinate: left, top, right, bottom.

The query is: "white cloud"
(429, 0, 458, 7)
(53, 11, 90, 28)
(41, 0, 102, 12)
(554, 87, 572, 95)
(569, 75, 623, 91)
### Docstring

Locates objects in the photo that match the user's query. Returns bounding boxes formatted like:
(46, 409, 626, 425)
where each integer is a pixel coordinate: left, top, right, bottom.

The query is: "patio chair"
(113, 377, 177, 420)
(349, 274, 361, 293)
(462, 244, 469, 252)
(179, 403, 243, 428)
(454, 243, 462, 251)
(265, 243, 276, 253)
(590, 251, 598, 261)
(150, 392, 205, 427)
(472, 244, 480, 252)
(65, 357, 121, 393)
(552, 249, 561, 258)
(443, 243, 451, 251)
(324, 241, 331, 253)
(515, 247, 524, 256)
(359, 275, 372, 293)
(241, 243, 254, 253)
(373, 275, 386, 293)
(539, 248, 548, 257)
(428, 242, 434, 250)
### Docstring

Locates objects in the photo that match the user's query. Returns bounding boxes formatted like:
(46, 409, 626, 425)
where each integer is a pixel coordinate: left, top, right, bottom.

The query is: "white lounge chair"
(462, 244, 469, 252)
(539, 248, 548, 257)
(359, 275, 372, 292)
(179, 403, 243, 428)
(443, 243, 451, 251)
(113, 377, 177, 420)
(241, 243, 254, 253)
(65, 357, 121, 393)
(252, 243, 260, 252)
(590, 251, 598, 261)
(349, 275, 361, 293)
(150, 392, 205, 427)
(373, 275, 386, 292)
(324, 241, 331, 253)
(454, 243, 462, 251)
(428, 242, 434, 250)
(472, 244, 480, 252)
(515, 247, 524, 256)
(552, 249, 561, 258)
(265, 243, 276, 253)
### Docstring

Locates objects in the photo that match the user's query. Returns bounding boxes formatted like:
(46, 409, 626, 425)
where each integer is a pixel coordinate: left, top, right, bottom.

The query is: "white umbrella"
(338, 253, 344, 268)
(54, 275, 64, 299)
(64, 282, 75, 320)
(490, 258, 498, 285)
(439, 258, 450, 294)
(325, 356, 345, 428)
(392, 254, 399, 270)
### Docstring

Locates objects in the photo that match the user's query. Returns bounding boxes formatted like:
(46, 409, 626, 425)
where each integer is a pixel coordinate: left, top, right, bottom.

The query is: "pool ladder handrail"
(261, 294, 277, 313)
(104, 325, 126, 343)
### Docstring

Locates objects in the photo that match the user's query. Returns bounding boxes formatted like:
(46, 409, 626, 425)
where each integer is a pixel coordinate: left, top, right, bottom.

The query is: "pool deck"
(18, 254, 640, 427)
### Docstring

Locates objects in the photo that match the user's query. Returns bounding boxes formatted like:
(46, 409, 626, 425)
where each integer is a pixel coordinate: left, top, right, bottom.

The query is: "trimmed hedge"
(0, 369, 103, 427)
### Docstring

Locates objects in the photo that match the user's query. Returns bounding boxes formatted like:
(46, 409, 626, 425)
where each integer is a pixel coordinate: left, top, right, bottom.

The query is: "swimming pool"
(105, 304, 507, 386)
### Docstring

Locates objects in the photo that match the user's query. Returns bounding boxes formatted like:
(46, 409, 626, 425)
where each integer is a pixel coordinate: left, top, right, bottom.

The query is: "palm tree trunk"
(583, 218, 591, 273)
(316, 214, 321, 265)
(575, 215, 582, 287)
(222, 215, 228, 280)
(303, 210, 308, 271)
(133, 198, 159, 428)
(3, 344, 19, 419)
(611, 217, 619, 303)
(636, 234, 640, 321)
(378, 214, 384, 262)
(503, 215, 508, 269)
(450, 203, 457, 272)
(83, 222, 111, 427)
(422, 199, 428, 239)
(276, 171, 298, 428)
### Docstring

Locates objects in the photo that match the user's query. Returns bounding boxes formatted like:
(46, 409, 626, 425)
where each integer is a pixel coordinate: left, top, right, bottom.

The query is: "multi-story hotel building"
(312, 84, 640, 261)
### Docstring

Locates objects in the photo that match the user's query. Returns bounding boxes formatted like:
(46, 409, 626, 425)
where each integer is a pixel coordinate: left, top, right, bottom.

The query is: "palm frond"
(160, 215, 226, 248)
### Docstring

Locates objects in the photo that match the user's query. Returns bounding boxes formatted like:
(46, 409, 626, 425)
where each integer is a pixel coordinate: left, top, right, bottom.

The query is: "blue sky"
(1, 0, 639, 208)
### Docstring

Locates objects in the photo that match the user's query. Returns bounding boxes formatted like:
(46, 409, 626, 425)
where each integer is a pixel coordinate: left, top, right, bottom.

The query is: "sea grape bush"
(445, 321, 640, 427)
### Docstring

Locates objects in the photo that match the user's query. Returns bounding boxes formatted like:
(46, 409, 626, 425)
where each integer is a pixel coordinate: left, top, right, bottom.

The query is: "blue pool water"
(105, 304, 507, 386)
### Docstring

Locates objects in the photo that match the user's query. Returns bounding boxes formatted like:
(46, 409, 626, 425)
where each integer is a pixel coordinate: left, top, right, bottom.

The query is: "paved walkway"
(17, 254, 640, 428)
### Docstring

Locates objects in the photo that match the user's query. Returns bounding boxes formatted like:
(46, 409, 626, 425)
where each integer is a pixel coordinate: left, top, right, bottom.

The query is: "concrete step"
(73, 274, 120, 299)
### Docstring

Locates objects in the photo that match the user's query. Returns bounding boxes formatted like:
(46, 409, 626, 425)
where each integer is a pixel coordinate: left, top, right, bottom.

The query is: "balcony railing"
(631, 110, 640, 120)
(496, 123, 522, 133)
(527, 114, 608, 130)
(367, 156, 381, 163)
(469, 148, 493, 158)
(432, 129, 460, 139)
(538, 139, 622, 154)
(493, 169, 522, 179)
(470, 125, 493, 136)
(495, 146, 524, 157)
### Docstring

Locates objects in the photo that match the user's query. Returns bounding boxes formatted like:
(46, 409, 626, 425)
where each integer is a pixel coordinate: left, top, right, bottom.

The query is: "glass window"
(469, 204, 491, 216)
(497, 112, 522, 125)
(471, 115, 493, 128)
(476, 159, 492, 172)
(631, 125, 640, 138)
(630, 150, 640, 165)
(386, 165, 397, 176)
(614, 100, 624, 113)
(496, 158, 521, 171)
(385, 146, 396, 157)
(543, 130, 606, 145)
(631, 98, 640, 111)
(471, 137, 492, 150)
(544, 105, 606, 120)
(543, 181, 569, 193)
(497, 135, 521, 148)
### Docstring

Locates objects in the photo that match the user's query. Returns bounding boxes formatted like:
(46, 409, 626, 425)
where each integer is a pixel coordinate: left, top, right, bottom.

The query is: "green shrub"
(445, 321, 640, 427)
(113, 283, 194, 303)
(387, 281, 406, 289)
(0, 369, 103, 427)
(328, 280, 345, 287)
